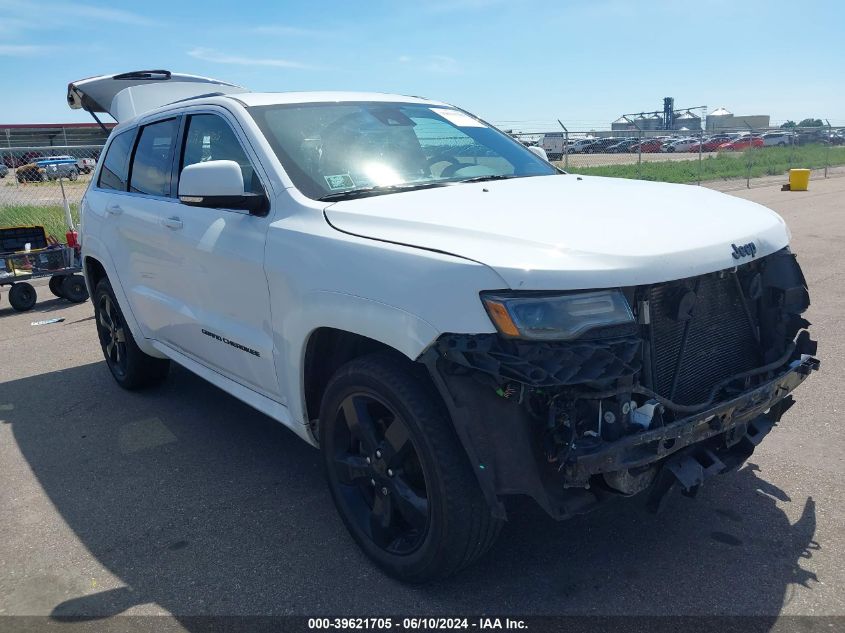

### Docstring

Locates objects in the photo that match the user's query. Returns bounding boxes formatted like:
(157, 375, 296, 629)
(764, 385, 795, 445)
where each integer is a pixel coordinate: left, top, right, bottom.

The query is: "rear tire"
(319, 352, 502, 582)
(8, 282, 37, 311)
(61, 274, 89, 303)
(93, 278, 169, 389)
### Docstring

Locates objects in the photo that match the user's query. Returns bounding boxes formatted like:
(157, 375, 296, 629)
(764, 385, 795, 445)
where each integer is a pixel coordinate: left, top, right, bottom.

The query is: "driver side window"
(180, 114, 264, 195)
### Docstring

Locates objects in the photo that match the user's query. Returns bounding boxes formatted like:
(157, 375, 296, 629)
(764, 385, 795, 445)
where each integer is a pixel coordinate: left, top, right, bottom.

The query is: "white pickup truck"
(68, 70, 818, 582)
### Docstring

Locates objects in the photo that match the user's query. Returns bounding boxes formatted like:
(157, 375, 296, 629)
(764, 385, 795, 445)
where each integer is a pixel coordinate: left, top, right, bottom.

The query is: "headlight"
(481, 290, 634, 340)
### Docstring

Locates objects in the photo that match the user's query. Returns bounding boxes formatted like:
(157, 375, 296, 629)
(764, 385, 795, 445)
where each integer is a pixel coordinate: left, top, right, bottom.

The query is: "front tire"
(93, 279, 169, 389)
(319, 352, 502, 582)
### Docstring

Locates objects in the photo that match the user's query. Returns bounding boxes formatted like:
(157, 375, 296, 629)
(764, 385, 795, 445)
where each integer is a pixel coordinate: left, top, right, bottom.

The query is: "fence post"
(698, 129, 703, 186)
(4, 129, 17, 190)
(745, 122, 754, 189)
(825, 119, 832, 178)
(557, 119, 569, 170)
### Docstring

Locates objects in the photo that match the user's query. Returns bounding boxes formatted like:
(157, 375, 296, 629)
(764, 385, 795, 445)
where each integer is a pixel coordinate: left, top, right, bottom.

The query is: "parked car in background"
(16, 156, 81, 182)
(567, 138, 599, 153)
(688, 135, 734, 153)
(760, 132, 794, 147)
(819, 130, 845, 146)
(631, 138, 663, 153)
(793, 129, 826, 146)
(4, 151, 43, 169)
(77, 157, 97, 174)
(718, 136, 764, 151)
(37, 156, 80, 180)
(583, 138, 620, 153)
(538, 131, 567, 160)
(606, 138, 640, 153)
(661, 138, 700, 153)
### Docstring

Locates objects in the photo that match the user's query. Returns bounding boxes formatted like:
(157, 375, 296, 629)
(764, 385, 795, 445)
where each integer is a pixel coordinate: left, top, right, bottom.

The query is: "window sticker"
(325, 173, 355, 190)
(430, 108, 486, 128)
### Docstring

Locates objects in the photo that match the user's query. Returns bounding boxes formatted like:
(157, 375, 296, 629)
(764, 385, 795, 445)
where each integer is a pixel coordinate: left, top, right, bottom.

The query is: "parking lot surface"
(1, 177, 843, 626)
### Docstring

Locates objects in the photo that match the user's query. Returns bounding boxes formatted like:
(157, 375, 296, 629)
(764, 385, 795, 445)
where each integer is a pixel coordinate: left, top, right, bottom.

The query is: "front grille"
(649, 272, 760, 405)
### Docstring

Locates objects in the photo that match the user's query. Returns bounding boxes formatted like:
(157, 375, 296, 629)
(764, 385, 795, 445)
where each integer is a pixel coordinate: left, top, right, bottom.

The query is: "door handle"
(105, 204, 123, 215)
(161, 216, 183, 230)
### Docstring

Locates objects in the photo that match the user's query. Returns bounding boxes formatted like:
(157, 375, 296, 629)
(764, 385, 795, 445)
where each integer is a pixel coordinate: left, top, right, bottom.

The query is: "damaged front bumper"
(563, 356, 818, 484)
(423, 350, 818, 521)
(422, 250, 818, 521)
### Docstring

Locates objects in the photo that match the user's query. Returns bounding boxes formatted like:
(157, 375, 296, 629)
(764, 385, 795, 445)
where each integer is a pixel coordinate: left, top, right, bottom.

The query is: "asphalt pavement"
(1, 176, 843, 628)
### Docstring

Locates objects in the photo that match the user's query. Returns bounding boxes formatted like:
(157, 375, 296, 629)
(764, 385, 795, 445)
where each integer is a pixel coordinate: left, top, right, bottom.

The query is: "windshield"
(248, 101, 557, 200)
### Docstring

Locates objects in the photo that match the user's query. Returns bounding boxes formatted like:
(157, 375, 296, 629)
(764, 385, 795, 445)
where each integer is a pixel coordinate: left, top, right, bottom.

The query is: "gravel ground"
(0, 176, 842, 630)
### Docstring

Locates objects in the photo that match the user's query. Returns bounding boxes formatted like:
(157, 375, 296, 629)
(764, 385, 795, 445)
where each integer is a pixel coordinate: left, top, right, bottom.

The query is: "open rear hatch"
(67, 70, 248, 122)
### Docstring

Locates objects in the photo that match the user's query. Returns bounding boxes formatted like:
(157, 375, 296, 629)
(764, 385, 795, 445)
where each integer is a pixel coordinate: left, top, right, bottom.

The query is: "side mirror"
(528, 145, 548, 161)
(178, 160, 268, 216)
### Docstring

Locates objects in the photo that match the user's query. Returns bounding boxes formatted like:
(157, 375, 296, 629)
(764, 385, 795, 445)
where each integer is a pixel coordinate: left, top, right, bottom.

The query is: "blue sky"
(1, 0, 843, 130)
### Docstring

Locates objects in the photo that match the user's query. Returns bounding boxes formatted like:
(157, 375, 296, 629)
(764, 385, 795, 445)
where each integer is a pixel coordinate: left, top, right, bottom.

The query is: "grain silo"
(673, 110, 702, 131)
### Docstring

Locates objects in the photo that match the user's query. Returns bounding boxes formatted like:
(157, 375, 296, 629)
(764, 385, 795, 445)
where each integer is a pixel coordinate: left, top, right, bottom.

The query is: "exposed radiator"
(648, 272, 760, 405)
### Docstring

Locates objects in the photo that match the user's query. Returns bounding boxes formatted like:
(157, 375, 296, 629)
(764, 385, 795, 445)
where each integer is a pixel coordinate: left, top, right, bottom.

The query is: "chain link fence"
(1, 145, 102, 239)
(511, 121, 845, 189)
(1, 120, 844, 239)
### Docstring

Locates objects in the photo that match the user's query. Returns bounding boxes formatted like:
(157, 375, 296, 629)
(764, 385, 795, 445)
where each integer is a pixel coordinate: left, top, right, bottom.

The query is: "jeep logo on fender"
(731, 242, 757, 260)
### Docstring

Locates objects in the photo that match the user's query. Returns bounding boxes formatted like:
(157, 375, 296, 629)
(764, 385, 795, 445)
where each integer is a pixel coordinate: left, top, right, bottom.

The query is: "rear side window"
(180, 114, 263, 194)
(98, 130, 134, 191)
(129, 118, 179, 197)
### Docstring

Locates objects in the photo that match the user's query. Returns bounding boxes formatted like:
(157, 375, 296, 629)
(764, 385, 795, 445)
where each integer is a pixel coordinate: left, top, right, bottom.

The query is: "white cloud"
(0, 43, 51, 56)
(67, 4, 156, 25)
(399, 54, 460, 74)
(423, 54, 460, 74)
(0, 0, 156, 33)
(187, 47, 314, 69)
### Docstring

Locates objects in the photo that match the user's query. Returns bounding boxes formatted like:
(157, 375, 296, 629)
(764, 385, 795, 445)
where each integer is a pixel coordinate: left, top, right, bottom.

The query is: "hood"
(324, 174, 790, 290)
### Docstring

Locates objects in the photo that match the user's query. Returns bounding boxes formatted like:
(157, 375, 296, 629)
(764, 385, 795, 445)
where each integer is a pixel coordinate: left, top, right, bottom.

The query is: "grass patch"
(560, 145, 845, 183)
(0, 204, 79, 241)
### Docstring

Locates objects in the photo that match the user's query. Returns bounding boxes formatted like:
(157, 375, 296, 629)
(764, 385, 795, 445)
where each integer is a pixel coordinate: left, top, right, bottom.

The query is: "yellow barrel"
(789, 168, 811, 191)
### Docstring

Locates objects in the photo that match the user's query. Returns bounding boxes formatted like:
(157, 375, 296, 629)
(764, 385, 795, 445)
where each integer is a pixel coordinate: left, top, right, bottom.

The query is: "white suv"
(69, 71, 818, 582)
(760, 131, 795, 147)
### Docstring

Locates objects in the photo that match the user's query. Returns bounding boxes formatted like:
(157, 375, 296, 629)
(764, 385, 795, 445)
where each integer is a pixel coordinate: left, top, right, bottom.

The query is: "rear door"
(155, 109, 280, 399)
(87, 116, 183, 340)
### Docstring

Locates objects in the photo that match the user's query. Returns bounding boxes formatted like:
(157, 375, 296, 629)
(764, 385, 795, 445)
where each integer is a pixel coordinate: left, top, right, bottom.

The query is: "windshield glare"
(248, 102, 557, 200)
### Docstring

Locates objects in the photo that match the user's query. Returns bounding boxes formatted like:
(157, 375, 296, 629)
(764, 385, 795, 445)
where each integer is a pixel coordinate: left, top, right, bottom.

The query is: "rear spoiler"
(67, 70, 248, 124)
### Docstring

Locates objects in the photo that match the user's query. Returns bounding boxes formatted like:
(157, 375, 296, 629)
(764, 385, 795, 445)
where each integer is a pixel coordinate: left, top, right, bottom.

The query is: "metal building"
(705, 107, 770, 131)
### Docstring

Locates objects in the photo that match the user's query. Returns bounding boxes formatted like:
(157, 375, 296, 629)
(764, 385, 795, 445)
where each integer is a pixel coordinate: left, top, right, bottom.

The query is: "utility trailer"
(0, 226, 88, 311)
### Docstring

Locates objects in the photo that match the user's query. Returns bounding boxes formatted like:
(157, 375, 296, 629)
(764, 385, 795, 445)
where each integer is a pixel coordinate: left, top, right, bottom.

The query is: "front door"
(157, 111, 280, 399)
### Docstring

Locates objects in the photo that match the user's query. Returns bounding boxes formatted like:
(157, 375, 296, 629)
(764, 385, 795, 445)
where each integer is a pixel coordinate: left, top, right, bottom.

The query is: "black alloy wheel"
(330, 391, 429, 555)
(96, 291, 128, 378)
(92, 279, 170, 389)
